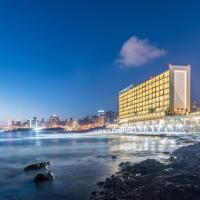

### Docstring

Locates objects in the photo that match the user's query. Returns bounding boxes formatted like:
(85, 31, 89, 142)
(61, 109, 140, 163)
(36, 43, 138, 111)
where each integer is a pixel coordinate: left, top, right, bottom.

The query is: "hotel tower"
(119, 64, 191, 124)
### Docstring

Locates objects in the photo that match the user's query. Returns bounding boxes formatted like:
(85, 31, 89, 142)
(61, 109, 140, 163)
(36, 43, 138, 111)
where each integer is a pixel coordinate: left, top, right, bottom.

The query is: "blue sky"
(0, 0, 200, 124)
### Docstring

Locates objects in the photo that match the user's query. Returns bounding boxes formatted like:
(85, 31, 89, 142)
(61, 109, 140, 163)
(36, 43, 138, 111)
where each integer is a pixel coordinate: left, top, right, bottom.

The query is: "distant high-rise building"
(105, 111, 118, 124)
(97, 110, 106, 127)
(39, 118, 46, 127)
(72, 120, 79, 129)
(119, 64, 191, 124)
(97, 110, 105, 117)
(11, 121, 15, 126)
(27, 119, 32, 127)
(15, 120, 21, 127)
(90, 115, 99, 126)
(48, 114, 60, 127)
(191, 101, 200, 112)
(32, 117, 37, 127)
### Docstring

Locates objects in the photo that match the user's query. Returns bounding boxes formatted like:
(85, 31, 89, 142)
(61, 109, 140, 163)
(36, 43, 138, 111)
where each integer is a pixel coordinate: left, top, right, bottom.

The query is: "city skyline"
(1, 0, 200, 125)
(6, 110, 118, 132)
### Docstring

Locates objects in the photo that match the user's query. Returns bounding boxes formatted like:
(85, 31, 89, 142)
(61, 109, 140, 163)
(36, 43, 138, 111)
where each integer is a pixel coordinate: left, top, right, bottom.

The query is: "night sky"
(0, 0, 199, 124)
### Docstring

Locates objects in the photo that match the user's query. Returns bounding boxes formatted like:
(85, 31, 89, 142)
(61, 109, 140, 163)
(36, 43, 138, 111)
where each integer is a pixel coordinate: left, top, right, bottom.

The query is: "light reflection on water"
(0, 131, 197, 200)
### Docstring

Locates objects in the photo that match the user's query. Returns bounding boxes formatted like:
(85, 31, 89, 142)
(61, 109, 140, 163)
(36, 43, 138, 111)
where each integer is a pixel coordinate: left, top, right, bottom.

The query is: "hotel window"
(164, 83, 169, 89)
(164, 89, 169, 94)
(160, 96, 164, 101)
(164, 95, 169, 100)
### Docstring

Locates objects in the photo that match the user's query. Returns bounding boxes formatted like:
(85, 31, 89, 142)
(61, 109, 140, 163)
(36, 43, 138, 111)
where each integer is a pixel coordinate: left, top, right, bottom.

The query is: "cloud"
(116, 36, 166, 68)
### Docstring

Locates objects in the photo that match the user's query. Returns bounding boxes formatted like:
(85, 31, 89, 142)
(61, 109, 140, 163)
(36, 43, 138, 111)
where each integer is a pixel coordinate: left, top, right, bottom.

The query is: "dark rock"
(104, 175, 126, 191)
(131, 159, 165, 175)
(119, 162, 133, 172)
(100, 191, 106, 195)
(111, 155, 118, 160)
(91, 191, 97, 196)
(97, 181, 104, 186)
(119, 159, 165, 175)
(34, 170, 55, 182)
(163, 151, 170, 154)
(163, 167, 174, 174)
(24, 161, 50, 171)
(96, 155, 118, 160)
(91, 142, 200, 200)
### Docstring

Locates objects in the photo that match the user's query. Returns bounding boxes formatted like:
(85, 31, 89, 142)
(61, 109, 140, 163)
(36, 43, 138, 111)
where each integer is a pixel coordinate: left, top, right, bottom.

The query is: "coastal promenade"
(104, 113, 200, 136)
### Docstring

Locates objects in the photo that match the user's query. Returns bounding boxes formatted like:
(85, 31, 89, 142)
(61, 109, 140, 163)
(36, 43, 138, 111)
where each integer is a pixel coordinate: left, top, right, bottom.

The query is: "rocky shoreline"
(91, 142, 200, 200)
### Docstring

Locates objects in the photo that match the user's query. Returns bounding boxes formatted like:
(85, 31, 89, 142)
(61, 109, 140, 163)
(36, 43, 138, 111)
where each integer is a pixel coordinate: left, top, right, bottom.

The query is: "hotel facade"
(119, 65, 191, 124)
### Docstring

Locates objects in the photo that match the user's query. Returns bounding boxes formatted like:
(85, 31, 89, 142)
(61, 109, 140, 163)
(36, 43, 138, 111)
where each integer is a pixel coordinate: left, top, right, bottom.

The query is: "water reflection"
(109, 135, 176, 153)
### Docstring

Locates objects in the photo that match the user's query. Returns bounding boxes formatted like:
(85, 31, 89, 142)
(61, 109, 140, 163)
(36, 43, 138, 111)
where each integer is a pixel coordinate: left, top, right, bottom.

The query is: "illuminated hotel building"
(119, 65, 191, 124)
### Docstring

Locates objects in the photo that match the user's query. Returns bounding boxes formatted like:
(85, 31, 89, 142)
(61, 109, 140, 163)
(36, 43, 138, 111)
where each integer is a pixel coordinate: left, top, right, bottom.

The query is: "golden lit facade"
(119, 65, 191, 124)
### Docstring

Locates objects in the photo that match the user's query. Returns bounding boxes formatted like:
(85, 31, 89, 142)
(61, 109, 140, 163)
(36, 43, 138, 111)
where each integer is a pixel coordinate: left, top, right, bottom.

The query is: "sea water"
(0, 131, 197, 200)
